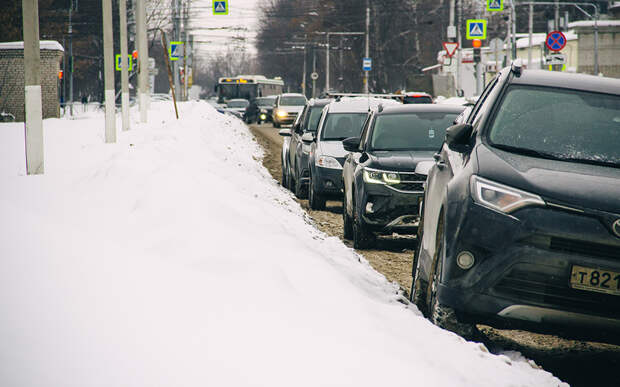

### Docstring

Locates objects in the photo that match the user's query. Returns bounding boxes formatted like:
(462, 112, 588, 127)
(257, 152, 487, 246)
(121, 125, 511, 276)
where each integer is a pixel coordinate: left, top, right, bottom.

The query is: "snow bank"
(0, 102, 565, 386)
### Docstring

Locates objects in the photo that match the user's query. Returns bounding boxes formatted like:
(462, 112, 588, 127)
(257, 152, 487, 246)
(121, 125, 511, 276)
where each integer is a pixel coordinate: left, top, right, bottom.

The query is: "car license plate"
(570, 265, 620, 296)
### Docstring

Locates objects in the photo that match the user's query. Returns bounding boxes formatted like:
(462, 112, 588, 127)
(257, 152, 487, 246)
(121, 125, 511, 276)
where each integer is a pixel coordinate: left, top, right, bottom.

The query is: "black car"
(280, 98, 331, 198)
(341, 104, 464, 249)
(244, 96, 276, 124)
(410, 63, 620, 340)
(307, 98, 398, 210)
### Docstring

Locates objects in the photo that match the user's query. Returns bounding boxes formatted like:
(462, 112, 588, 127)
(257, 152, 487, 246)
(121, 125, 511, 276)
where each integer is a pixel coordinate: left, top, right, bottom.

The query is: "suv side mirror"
(446, 123, 473, 151)
(342, 137, 361, 152)
(301, 132, 315, 144)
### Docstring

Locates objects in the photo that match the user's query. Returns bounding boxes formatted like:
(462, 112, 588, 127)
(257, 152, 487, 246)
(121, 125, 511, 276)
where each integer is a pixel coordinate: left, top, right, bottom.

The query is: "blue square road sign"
(213, 0, 228, 15)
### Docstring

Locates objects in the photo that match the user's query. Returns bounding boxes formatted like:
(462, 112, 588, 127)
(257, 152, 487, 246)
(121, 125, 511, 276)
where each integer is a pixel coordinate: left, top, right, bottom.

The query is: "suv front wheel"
(427, 216, 475, 339)
(308, 173, 326, 210)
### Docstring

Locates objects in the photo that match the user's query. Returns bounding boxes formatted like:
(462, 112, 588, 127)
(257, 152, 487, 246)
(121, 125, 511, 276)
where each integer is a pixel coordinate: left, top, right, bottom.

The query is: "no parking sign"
(545, 31, 567, 52)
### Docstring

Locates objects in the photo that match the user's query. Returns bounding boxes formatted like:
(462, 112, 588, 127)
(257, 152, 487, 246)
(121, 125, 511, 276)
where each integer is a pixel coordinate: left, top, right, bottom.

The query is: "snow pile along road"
(0, 102, 565, 386)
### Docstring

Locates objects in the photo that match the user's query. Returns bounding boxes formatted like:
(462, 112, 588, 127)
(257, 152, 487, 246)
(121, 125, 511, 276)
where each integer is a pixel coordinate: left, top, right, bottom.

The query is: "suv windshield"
(488, 85, 620, 166)
(370, 112, 458, 151)
(280, 96, 307, 106)
(256, 97, 275, 107)
(304, 106, 325, 132)
(227, 100, 249, 108)
(321, 113, 368, 140)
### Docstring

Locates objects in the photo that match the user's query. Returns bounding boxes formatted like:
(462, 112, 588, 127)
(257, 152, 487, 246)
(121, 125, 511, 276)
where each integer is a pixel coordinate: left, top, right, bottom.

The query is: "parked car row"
(277, 63, 620, 344)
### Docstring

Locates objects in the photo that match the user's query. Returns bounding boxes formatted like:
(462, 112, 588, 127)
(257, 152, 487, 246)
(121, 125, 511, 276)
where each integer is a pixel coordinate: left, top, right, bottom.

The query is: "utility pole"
(364, 0, 370, 94)
(312, 46, 317, 98)
(102, 0, 116, 143)
(457, 0, 463, 96)
(136, 0, 148, 122)
(325, 34, 330, 92)
(173, 0, 181, 99)
(183, 0, 189, 101)
(68, 2, 73, 116)
(528, 3, 533, 68)
(339, 35, 344, 91)
(119, 0, 130, 131)
(22, 0, 44, 174)
(302, 35, 307, 97)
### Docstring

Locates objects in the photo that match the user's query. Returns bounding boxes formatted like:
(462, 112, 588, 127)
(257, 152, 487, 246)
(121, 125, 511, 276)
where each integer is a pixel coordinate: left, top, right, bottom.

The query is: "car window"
(358, 114, 374, 150)
(256, 97, 275, 107)
(320, 113, 368, 141)
(304, 106, 326, 132)
(488, 85, 620, 166)
(403, 96, 433, 104)
(468, 77, 498, 125)
(227, 100, 249, 108)
(370, 112, 459, 151)
(280, 96, 307, 106)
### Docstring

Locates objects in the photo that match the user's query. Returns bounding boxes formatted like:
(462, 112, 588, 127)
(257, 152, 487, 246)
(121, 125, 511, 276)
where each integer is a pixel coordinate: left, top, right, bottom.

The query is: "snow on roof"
(328, 96, 400, 113)
(0, 40, 64, 52)
(568, 20, 620, 28)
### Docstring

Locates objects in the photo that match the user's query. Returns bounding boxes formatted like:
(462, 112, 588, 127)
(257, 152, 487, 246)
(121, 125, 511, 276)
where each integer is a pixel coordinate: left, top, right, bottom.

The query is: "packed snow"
(0, 102, 565, 386)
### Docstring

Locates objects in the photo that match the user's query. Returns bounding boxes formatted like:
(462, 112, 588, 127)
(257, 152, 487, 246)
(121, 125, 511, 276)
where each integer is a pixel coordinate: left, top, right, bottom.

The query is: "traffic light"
(58, 70, 63, 79)
(132, 50, 138, 60)
(473, 39, 482, 63)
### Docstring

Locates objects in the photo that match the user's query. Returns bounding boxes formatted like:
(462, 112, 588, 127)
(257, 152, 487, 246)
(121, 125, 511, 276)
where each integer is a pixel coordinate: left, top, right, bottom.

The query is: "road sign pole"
(528, 2, 533, 68)
(103, 0, 116, 143)
(136, 0, 149, 123)
(22, 0, 44, 174)
(325, 34, 330, 93)
(364, 0, 369, 94)
(119, 0, 130, 131)
(456, 0, 463, 96)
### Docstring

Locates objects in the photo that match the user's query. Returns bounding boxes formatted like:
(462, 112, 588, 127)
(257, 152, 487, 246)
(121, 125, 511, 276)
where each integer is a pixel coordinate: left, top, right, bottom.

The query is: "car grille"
(389, 172, 426, 192)
(550, 237, 620, 260)
(493, 264, 620, 319)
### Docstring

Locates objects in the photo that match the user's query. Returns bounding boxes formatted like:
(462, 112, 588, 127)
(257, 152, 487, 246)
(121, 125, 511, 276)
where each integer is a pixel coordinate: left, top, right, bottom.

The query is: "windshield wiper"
(493, 144, 620, 169)
(492, 144, 566, 161)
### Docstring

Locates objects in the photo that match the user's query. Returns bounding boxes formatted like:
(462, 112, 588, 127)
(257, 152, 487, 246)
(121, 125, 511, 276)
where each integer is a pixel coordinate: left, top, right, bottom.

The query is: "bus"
(215, 75, 284, 103)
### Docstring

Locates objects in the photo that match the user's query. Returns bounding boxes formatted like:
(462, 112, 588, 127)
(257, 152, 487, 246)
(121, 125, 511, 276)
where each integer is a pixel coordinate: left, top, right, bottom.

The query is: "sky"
(188, 0, 263, 55)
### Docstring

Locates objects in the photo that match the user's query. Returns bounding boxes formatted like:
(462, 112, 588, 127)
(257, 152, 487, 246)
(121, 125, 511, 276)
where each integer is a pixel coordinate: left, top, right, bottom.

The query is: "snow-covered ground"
(0, 102, 565, 386)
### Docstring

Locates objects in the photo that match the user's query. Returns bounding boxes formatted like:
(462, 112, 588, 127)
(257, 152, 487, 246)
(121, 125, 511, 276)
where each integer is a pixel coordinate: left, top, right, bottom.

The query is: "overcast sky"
(188, 0, 263, 55)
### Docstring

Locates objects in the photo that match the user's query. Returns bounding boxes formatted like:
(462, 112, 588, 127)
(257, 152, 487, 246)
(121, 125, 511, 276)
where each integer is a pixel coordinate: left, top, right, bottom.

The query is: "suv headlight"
(363, 168, 401, 185)
(276, 109, 288, 118)
(471, 175, 545, 214)
(316, 155, 342, 169)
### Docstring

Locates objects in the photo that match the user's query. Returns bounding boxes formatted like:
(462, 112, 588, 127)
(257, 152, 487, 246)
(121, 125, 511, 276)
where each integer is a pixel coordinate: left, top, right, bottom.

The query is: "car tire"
(428, 216, 476, 339)
(343, 197, 353, 240)
(352, 206, 373, 249)
(308, 174, 326, 210)
(409, 244, 427, 315)
(294, 176, 306, 199)
(287, 170, 295, 193)
(281, 159, 289, 189)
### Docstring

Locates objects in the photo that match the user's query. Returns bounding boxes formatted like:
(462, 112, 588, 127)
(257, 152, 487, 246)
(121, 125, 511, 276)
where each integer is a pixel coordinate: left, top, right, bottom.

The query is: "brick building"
(0, 41, 64, 122)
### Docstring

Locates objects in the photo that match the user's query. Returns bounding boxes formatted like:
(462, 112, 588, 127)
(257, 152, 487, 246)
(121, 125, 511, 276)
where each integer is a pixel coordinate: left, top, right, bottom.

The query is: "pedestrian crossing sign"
(115, 54, 133, 71)
(169, 41, 183, 61)
(213, 0, 228, 15)
(486, 0, 503, 12)
(466, 19, 487, 40)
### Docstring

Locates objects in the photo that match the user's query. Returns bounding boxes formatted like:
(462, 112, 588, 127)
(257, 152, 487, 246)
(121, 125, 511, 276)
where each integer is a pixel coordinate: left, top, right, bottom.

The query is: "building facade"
(0, 41, 64, 122)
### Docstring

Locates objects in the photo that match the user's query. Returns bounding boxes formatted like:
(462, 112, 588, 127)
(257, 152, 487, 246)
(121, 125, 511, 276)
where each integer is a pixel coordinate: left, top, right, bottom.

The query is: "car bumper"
(314, 166, 343, 196)
(360, 183, 423, 234)
(273, 114, 297, 125)
(438, 201, 620, 332)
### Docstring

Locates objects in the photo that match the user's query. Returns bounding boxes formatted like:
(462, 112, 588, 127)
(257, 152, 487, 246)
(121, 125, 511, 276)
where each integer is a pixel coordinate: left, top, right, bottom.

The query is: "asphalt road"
(249, 121, 620, 387)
